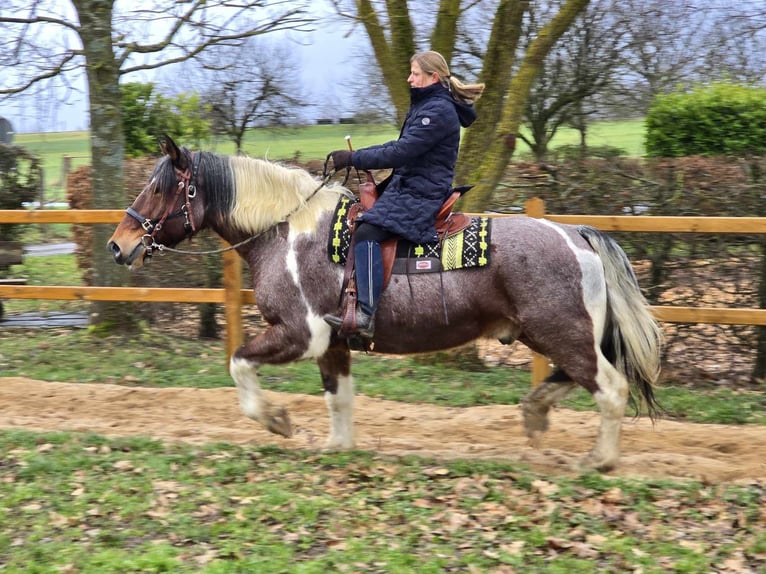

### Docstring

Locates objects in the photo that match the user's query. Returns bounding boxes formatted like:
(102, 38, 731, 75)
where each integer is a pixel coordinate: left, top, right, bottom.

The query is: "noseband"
(126, 151, 200, 258)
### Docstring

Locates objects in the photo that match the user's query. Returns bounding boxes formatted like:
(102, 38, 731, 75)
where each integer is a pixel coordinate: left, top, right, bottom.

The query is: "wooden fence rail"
(1, 199, 765, 383)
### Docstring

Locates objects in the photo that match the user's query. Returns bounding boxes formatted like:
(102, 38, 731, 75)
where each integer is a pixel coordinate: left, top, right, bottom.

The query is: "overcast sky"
(2, 4, 366, 134)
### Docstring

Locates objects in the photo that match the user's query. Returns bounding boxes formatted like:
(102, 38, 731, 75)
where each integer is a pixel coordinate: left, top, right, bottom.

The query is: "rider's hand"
(330, 150, 353, 170)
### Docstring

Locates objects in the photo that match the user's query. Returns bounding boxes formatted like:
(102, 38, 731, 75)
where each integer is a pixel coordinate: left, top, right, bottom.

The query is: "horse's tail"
(578, 225, 663, 421)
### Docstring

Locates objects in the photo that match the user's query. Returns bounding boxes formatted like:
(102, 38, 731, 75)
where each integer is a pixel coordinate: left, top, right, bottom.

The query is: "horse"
(107, 136, 662, 472)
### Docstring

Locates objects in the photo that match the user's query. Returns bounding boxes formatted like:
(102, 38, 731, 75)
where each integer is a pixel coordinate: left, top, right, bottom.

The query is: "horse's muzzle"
(107, 239, 146, 269)
(107, 240, 124, 264)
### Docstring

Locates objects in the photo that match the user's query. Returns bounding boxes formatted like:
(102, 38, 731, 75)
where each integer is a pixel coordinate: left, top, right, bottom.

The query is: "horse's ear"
(159, 135, 187, 169)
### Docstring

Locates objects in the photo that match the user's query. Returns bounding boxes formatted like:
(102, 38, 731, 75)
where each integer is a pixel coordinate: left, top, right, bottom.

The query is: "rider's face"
(408, 61, 438, 88)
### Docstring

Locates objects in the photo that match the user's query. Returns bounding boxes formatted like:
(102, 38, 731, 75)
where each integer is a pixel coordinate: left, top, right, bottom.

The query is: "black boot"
(323, 305, 375, 338)
(353, 305, 375, 338)
(324, 240, 383, 339)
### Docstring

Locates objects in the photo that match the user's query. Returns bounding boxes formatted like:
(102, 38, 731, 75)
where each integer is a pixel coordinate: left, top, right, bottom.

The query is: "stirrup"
(354, 310, 375, 339)
(323, 308, 374, 339)
(323, 313, 344, 331)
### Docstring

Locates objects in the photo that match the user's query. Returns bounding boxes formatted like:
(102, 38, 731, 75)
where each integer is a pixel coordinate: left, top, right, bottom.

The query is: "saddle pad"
(327, 196, 491, 272)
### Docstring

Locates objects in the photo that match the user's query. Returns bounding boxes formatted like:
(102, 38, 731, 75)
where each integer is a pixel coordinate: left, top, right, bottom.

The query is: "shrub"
(0, 143, 42, 241)
(645, 83, 766, 157)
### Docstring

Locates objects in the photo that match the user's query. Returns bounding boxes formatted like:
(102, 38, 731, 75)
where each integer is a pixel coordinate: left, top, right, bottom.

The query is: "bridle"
(126, 150, 200, 259)
(124, 150, 352, 260)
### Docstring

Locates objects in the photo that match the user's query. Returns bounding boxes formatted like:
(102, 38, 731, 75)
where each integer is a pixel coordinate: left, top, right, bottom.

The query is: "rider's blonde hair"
(411, 50, 485, 105)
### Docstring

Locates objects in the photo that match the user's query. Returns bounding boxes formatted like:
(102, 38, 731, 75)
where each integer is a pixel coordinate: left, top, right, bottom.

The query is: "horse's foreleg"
(229, 325, 307, 438)
(230, 356, 292, 437)
(578, 357, 629, 472)
(317, 342, 355, 450)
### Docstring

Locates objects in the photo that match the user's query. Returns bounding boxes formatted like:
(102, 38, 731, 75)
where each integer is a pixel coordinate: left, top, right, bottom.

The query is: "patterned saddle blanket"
(327, 196, 491, 274)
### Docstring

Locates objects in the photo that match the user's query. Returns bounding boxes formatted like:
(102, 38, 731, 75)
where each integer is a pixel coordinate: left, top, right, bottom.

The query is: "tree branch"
(118, 4, 313, 72)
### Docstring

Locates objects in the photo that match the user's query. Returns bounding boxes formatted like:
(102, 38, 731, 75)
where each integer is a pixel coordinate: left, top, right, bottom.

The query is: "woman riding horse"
(324, 50, 485, 339)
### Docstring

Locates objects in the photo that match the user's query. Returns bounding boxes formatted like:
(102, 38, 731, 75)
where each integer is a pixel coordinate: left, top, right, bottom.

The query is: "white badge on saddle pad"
(421, 117, 431, 125)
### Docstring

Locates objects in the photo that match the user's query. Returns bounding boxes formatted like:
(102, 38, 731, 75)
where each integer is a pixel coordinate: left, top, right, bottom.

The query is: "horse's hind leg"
(317, 342, 355, 450)
(525, 358, 629, 472)
(578, 355, 629, 472)
(522, 369, 577, 446)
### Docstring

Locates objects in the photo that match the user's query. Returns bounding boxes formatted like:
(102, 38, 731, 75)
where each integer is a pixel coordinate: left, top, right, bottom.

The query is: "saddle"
(347, 173, 473, 289)
(334, 172, 473, 344)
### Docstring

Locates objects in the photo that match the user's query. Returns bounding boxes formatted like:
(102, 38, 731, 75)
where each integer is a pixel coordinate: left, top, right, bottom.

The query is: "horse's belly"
(370, 316, 504, 355)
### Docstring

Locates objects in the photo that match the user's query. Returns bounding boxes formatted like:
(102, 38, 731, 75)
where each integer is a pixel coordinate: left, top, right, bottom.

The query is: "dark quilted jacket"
(351, 82, 477, 244)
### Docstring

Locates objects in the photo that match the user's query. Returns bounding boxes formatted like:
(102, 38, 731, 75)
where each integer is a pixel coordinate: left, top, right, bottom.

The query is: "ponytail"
(411, 50, 485, 105)
(446, 75, 485, 105)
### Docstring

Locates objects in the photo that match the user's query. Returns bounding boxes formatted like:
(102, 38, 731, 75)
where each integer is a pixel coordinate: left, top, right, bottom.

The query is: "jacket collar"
(410, 82, 449, 104)
(410, 82, 477, 127)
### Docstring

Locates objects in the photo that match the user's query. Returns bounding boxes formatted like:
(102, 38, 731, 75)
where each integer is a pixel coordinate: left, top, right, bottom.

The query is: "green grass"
(14, 131, 91, 202)
(12, 119, 648, 205)
(0, 430, 762, 573)
(2, 254, 88, 314)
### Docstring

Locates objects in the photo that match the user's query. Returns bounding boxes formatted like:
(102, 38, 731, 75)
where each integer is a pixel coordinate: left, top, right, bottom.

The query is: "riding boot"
(324, 240, 383, 338)
(353, 239, 383, 338)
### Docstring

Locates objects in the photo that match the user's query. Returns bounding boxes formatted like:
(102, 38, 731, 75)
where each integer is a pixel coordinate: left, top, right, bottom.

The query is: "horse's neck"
(241, 212, 332, 284)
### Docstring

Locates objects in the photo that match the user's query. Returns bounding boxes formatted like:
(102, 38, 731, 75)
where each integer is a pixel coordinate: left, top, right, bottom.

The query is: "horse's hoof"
(577, 451, 617, 473)
(526, 430, 544, 449)
(322, 439, 355, 452)
(263, 405, 292, 438)
(521, 402, 549, 436)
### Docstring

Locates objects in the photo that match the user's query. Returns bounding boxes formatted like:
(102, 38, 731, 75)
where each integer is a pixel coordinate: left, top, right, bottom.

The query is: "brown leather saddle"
(347, 173, 473, 288)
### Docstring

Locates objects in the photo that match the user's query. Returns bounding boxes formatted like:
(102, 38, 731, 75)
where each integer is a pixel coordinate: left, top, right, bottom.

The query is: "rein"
(134, 158, 344, 258)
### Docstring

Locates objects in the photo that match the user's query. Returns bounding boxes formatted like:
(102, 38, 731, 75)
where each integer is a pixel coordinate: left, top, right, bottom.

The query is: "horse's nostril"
(107, 240, 123, 264)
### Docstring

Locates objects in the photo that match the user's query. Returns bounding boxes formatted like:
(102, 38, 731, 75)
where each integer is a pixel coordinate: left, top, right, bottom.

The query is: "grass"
(1, 254, 88, 314)
(13, 131, 91, 203)
(0, 429, 762, 573)
(12, 119, 647, 205)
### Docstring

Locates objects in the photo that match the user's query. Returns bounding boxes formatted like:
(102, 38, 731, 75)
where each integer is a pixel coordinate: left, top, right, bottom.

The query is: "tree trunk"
(460, 0, 591, 212)
(429, 0, 463, 61)
(455, 0, 528, 188)
(74, 0, 139, 332)
(755, 236, 766, 381)
(356, 0, 412, 124)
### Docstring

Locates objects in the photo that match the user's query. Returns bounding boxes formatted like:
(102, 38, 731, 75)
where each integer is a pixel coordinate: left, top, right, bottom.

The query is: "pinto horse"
(107, 136, 661, 471)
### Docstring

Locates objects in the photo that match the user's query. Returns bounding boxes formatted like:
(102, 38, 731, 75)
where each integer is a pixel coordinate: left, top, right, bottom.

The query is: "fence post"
(222, 243, 243, 370)
(525, 197, 552, 387)
(61, 155, 72, 187)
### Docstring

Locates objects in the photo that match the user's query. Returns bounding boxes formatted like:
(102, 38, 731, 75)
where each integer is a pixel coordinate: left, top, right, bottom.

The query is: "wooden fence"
(1, 199, 765, 383)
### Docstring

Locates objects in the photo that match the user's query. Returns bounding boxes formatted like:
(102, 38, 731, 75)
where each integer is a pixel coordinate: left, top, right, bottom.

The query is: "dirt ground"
(1, 376, 764, 484)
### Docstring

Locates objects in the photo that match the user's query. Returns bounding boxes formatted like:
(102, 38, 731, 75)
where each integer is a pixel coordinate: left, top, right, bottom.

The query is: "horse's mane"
(225, 155, 346, 235)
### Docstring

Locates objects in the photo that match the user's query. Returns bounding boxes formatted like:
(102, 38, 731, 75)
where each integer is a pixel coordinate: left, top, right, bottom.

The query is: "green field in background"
(14, 119, 646, 202)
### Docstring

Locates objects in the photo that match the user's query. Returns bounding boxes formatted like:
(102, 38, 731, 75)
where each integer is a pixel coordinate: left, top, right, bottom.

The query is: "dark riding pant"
(352, 222, 389, 316)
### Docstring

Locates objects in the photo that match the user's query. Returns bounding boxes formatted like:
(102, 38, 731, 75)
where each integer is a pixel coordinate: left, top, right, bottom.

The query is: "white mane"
(228, 156, 346, 234)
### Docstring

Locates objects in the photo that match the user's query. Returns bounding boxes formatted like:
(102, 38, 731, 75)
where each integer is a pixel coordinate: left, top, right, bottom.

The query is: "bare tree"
(0, 0, 313, 330)
(607, 0, 711, 116)
(328, 0, 590, 209)
(694, 4, 766, 84)
(520, 0, 627, 160)
(190, 39, 307, 154)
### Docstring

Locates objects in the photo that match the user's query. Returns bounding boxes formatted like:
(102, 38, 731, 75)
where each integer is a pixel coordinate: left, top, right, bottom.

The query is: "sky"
(1, 3, 366, 134)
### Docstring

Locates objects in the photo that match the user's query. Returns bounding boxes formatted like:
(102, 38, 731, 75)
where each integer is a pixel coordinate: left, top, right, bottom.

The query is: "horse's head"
(107, 135, 205, 269)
